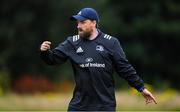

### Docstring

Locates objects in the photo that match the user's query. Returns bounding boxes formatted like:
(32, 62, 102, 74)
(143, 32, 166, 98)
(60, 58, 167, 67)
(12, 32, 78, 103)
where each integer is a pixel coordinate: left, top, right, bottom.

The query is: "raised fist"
(40, 41, 51, 51)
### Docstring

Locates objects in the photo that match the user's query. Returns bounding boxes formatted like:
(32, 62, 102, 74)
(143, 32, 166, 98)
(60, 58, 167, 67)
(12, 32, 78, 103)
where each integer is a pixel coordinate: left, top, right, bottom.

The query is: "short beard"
(78, 29, 92, 39)
(79, 32, 91, 39)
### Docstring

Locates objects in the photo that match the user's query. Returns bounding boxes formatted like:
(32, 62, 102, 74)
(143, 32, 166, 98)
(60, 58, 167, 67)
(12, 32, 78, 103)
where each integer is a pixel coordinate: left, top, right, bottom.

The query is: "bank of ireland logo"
(85, 57, 93, 62)
(79, 57, 105, 68)
(96, 45, 104, 51)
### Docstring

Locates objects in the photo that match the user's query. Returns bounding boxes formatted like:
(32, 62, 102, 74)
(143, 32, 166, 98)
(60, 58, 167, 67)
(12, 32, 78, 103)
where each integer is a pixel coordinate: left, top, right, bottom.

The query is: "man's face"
(77, 20, 96, 39)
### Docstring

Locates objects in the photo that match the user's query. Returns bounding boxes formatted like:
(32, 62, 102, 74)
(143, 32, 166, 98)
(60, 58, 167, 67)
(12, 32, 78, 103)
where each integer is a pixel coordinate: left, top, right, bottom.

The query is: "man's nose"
(77, 22, 83, 29)
(77, 25, 80, 29)
(77, 23, 81, 29)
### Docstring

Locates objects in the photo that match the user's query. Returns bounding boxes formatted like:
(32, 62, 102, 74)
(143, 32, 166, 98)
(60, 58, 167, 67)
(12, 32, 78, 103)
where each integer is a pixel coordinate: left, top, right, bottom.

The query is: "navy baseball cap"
(70, 8, 100, 22)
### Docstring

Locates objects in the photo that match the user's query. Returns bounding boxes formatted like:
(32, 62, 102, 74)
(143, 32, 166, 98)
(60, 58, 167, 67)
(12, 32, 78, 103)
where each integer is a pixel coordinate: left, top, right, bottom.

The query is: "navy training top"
(40, 30, 144, 111)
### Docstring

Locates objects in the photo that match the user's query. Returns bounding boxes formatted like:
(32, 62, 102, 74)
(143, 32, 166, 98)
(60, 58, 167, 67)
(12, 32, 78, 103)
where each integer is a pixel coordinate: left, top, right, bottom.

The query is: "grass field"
(0, 90, 179, 111)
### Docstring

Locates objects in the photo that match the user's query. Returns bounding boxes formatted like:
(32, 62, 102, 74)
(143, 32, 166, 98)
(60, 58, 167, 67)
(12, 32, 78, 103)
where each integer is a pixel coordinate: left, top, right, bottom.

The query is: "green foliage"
(0, 70, 11, 94)
(0, 0, 180, 91)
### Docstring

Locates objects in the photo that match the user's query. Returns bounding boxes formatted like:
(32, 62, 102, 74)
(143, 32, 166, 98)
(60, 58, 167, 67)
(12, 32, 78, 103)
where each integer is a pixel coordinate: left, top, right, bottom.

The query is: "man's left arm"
(112, 38, 157, 104)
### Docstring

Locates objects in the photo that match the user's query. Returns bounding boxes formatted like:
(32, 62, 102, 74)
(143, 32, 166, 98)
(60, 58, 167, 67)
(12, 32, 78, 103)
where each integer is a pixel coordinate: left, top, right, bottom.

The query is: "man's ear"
(92, 20, 97, 27)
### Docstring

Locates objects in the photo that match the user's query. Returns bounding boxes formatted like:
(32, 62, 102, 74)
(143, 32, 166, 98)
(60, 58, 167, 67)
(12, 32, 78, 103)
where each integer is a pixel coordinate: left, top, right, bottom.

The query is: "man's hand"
(141, 88, 157, 104)
(40, 41, 51, 51)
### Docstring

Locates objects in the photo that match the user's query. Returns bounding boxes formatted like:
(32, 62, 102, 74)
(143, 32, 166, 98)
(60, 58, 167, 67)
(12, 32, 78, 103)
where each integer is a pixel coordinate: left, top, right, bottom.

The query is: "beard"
(78, 28, 93, 39)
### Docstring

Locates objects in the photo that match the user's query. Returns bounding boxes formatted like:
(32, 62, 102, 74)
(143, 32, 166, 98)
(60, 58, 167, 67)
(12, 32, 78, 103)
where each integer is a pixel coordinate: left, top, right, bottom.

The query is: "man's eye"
(81, 21, 86, 24)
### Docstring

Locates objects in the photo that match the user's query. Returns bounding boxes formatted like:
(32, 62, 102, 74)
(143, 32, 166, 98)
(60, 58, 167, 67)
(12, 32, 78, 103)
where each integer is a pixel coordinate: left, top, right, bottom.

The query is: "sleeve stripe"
(104, 34, 112, 40)
(73, 35, 80, 42)
(73, 36, 75, 42)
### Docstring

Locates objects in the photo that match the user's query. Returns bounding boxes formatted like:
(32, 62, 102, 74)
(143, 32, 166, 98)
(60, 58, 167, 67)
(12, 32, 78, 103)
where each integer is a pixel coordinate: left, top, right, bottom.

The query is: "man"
(40, 7, 157, 111)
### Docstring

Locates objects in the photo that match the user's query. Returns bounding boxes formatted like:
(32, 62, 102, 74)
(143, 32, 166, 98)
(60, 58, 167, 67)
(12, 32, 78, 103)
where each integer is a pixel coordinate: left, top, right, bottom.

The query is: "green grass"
(0, 110, 179, 112)
(0, 90, 179, 111)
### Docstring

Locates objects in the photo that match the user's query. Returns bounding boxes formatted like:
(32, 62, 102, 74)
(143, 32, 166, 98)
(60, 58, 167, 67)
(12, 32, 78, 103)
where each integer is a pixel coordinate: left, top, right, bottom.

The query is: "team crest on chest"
(96, 45, 104, 52)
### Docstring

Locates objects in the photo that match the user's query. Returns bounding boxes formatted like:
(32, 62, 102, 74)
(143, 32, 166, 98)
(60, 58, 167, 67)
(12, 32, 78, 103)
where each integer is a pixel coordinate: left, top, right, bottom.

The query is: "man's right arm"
(40, 40, 68, 65)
